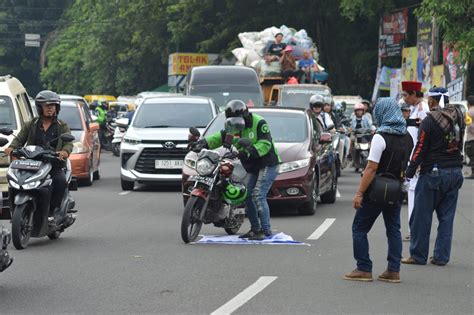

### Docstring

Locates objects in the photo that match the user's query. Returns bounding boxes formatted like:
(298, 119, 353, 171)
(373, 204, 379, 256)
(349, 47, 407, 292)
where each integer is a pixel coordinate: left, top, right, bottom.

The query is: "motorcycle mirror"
(189, 127, 201, 137)
(115, 118, 130, 129)
(60, 134, 75, 142)
(0, 128, 14, 136)
(319, 132, 332, 144)
(0, 137, 9, 147)
(237, 138, 251, 148)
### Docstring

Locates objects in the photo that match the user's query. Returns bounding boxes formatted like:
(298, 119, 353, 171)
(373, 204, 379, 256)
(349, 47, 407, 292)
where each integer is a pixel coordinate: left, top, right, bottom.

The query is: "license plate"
(155, 160, 183, 169)
(189, 175, 214, 186)
(10, 160, 41, 170)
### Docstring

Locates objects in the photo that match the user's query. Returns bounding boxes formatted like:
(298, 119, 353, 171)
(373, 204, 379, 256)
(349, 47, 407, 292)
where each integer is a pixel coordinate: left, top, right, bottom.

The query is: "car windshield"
(280, 88, 331, 108)
(58, 106, 84, 130)
(190, 86, 263, 108)
(0, 96, 17, 129)
(133, 102, 213, 128)
(205, 111, 307, 143)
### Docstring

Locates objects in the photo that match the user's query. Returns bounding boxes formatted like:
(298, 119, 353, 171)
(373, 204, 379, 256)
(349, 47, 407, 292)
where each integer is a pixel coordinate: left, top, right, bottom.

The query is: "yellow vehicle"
(84, 95, 116, 104)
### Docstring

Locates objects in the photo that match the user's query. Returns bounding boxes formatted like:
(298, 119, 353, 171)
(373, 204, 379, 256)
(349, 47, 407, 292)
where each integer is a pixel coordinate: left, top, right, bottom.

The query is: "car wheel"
(93, 164, 100, 180)
(298, 174, 318, 215)
(321, 167, 337, 204)
(121, 178, 134, 191)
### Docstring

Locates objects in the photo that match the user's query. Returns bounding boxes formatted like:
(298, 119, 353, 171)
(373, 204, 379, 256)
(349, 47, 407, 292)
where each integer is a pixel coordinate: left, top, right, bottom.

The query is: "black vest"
(377, 133, 413, 179)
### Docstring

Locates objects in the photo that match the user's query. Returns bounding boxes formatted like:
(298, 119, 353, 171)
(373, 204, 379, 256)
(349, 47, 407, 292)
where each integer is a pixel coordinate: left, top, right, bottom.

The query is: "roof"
(142, 95, 212, 105)
(189, 66, 258, 86)
(59, 94, 85, 100)
(250, 106, 307, 114)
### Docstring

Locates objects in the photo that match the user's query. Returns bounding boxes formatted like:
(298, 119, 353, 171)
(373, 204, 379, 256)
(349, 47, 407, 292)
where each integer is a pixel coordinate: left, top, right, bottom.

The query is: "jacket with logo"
(205, 113, 280, 174)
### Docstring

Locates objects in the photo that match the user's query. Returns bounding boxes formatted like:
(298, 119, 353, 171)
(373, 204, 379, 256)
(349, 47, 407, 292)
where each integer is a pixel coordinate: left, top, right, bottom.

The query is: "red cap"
(283, 45, 293, 52)
(401, 81, 422, 92)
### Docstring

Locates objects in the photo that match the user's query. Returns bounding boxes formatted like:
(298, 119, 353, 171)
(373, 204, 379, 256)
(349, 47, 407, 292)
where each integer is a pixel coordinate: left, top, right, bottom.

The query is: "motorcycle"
(0, 128, 78, 250)
(351, 128, 373, 172)
(332, 119, 351, 177)
(181, 127, 247, 243)
(111, 124, 125, 157)
(0, 138, 13, 272)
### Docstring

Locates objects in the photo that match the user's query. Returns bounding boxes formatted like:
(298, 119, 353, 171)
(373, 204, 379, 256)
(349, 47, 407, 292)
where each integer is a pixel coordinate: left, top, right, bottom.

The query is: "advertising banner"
(401, 47, 418, 81)
(390, 69, 402, 99)
(168, 53, 209, 76)
(417, 19, 433, 89)
(432, 65, 445, 88)
(443, 44, 466, 101)
(379, 8, 408, 58)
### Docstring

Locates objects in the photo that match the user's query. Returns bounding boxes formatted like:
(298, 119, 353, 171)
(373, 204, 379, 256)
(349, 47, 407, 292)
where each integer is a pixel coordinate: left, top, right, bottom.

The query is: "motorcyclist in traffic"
(4, 90, 73, 218)
(310, 94, 335, 131)
(348, 102, 375, 162)
(191, 100, 280, 240)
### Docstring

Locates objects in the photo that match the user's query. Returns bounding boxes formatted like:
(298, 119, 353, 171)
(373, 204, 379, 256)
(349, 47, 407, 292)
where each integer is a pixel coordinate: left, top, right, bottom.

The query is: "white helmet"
(309, 94, 324, 109)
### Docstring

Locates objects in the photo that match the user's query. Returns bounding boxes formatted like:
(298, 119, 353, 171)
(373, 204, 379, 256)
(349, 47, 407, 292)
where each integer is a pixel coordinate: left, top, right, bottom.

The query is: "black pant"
(50, 168, 67, 210)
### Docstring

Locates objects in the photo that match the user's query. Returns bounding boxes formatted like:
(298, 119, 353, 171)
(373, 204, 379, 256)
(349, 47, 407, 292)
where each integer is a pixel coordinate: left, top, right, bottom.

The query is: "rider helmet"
(225, 117, 246, 135)
(323, 96, 333, 105)
(221, 182, 247, 205)
(35, 90, 61, 115)
(225, 100, 249, 119)
(309, 94, 324, 109)
(354, 102, 365, 112)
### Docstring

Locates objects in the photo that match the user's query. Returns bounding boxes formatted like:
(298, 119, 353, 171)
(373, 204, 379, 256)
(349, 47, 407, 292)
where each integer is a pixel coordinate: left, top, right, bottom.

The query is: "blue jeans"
(244, 166, 278, 232)
(409, 167, 463, 264)
(352, 201, 402, 272)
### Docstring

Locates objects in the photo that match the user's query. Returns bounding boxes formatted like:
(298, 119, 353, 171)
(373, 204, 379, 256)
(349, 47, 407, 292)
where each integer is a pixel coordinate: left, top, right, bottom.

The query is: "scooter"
(0, 128, 78, 250)
(332, 124, 351, 177)
(111, 125, 125, 157)
(351, 128, 373, 172)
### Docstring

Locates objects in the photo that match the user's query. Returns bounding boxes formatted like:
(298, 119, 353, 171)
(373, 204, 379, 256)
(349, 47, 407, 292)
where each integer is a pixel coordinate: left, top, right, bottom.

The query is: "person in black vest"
(402, 87, 465, 266)
(344, 97, 413, 283)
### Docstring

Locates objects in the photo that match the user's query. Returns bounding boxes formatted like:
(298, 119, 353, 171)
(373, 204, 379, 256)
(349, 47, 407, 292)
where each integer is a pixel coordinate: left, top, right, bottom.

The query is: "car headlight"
(278, 158, 310, 174)
(72, 141, 88, 154)
(123, 136, 141, 145)
(22, 180, 41, 190)
(184, 157, 196, 169)
(196, 158, 215, 176)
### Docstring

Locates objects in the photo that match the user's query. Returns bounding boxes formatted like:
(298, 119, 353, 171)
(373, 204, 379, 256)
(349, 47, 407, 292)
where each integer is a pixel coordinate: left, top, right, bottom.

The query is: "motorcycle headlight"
(22, 180, 41, 190)
(72, 141, 88, 154)
(196, 158, 215, 176)
(9, 180, 20, 190)
(7, 168, 17, 181)
(184, 157, 196, 169)
(278, 158, 310, 174)
(123, 137, 141, 145)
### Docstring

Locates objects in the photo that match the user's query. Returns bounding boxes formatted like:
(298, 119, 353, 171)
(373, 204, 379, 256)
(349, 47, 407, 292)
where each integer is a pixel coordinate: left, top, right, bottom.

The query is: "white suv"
(119, 95, 219, 190)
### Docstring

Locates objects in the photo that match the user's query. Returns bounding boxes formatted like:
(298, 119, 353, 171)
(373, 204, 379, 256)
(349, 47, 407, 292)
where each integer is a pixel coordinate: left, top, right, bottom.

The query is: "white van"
(0, 75, 34, 195)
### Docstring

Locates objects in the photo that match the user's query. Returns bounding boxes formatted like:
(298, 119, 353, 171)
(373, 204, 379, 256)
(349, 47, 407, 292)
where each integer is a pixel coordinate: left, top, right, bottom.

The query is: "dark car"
(182, 107, 338, 215)
(184, 65, 264, 108)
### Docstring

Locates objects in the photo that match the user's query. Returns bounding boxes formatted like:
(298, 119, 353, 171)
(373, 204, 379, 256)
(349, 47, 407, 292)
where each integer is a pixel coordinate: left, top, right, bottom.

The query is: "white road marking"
(210, 276, 278, 315)
(118, 191, 131, 196)
(336, 189, 341, 198)
(307, 218, 336, 240)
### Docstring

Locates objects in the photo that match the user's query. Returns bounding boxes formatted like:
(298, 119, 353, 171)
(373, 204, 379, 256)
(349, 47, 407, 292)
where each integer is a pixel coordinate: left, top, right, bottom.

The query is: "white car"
(119, 95, 219, 190)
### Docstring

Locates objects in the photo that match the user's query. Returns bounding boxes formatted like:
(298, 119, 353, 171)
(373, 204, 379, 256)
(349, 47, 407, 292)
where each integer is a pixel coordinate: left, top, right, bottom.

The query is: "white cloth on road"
(196, 232, 308, 245)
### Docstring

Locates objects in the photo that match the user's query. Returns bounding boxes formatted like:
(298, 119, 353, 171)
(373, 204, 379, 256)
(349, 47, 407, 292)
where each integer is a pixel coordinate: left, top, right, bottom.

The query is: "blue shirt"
(298, 58, 315, 69)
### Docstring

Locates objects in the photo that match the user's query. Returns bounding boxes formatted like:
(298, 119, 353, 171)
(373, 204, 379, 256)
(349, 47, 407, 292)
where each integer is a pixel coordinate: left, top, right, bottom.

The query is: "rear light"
(121, 153, 133, 168)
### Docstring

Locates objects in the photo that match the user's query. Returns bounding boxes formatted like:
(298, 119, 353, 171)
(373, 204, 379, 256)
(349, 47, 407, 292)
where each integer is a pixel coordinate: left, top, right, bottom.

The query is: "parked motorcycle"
(351, 128, 373, 172)
(0, 128, 78, 250)
(181, 127, 247, 243)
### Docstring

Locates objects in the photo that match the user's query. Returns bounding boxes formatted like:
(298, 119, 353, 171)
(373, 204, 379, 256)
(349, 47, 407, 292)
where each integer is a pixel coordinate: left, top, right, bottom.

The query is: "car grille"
(135, 147, 187, 175)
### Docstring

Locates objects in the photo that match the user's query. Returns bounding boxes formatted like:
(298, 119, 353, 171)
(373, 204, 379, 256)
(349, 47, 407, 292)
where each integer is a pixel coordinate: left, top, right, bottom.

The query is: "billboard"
(443, 44, 467, 101)
(379, 8, 408, 58)
(417, 19, 433, 89)
(401, 47, 418, 81)
(168, 53, 209, 76)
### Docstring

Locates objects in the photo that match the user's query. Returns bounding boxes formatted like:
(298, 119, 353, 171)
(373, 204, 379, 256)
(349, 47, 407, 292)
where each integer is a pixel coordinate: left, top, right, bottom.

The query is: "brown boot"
(378, 270, 400, 283)
(343, 269, 373, 282)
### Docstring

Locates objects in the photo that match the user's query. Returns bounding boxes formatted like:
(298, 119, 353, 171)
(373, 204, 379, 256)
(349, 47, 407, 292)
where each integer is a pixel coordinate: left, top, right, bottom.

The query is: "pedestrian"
(344, 97, 413, 283)
(401, 80, 429, 241)
(402, 87, 465, 266)
(464, 95, 474, 179)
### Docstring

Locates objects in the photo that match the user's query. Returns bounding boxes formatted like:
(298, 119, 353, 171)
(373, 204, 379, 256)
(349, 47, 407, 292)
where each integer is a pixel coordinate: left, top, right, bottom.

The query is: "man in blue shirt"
(298, 50, 322, 83)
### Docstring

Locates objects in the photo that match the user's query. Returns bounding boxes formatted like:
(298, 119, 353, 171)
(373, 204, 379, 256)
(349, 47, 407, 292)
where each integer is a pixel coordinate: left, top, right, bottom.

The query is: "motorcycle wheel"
(224, 215, 244, 235)
(181, 196, 204, 243)
(11, 202, 34, 250)
(47, 230, 61, 240)
(112, 143, 120, 157)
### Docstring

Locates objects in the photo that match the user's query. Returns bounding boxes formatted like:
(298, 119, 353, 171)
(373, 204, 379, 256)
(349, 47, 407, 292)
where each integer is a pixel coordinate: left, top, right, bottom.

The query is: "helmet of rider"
(35, 90, 61, 115)
(100, 101, 109, 110)
(309, 94, 324, 109)
(354, 102, 365, 112)
(225, 117, 246, 135)
(323, 96, 333, 105)
(335, 102, 344, 113)
(221, 182, 248, 205)
(225, 99, 249, 119)
(400, 103, 411, 112)
(90, 100, 99, 110)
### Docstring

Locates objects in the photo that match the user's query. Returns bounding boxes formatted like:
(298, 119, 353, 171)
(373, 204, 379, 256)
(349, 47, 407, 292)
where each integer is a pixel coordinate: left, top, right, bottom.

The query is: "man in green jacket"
(4, 90, 73, 215)
(193, 100, 280, 240)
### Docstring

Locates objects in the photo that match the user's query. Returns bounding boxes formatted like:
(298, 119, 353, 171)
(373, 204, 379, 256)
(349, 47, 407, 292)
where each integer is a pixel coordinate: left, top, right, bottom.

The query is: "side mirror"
(61, 134, 75, 142)
(189, 127, 201, 137)
(116, 118, 130, 129)
(0, 128, 14, 136)
(319, 132, 332, 144)
(0, 137, 9, 147)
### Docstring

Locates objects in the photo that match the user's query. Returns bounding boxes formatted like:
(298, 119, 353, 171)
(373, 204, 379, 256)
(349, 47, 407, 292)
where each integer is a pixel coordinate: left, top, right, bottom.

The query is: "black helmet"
(225, 117, 246, 135)
(309, 94, 324, 109)
(35, 90, 61, 115)
(225, 100, 248, 118)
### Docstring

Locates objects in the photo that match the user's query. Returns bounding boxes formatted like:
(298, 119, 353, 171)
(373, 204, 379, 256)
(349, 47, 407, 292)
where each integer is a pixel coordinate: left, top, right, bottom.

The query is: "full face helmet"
(224, 117, 246, 135)
(225, 100, 249, 119)
(222, 182, 247, 205)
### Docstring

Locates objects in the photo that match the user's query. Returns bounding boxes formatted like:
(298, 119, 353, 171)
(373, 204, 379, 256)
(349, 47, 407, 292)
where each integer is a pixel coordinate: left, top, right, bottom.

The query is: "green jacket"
(95, 107, 106, 124)
(206, 114, 280, 173)
(9, 117, 73, 155)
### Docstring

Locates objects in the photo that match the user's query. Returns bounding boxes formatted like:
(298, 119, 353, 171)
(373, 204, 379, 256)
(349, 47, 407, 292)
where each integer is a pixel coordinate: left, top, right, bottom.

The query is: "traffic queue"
(0, 68, 471, 286)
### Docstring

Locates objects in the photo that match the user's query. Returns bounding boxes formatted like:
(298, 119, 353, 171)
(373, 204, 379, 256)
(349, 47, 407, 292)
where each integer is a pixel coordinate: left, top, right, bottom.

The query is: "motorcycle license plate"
(155, 160, 183, 169)
(189, 175, 213, 186)
(10, 160, 41, 170)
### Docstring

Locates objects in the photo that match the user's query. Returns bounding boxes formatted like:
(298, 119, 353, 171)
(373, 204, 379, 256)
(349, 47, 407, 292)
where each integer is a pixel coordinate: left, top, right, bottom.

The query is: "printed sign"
(168, 53, 209, 76)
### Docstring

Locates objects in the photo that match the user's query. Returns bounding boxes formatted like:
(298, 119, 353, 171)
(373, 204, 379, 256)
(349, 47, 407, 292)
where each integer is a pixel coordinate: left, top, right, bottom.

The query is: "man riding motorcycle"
(4, 90, 73, 219)
(191, 100, 280, 240)
(310, 94, 335, 131)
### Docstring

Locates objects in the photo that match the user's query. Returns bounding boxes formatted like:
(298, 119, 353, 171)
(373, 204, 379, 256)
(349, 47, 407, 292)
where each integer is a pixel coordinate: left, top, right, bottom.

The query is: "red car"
(182, 107, 338, 215)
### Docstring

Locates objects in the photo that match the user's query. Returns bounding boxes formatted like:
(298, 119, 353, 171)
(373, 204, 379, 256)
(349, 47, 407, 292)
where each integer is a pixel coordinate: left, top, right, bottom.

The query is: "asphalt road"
(1, 152, 472, 314)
